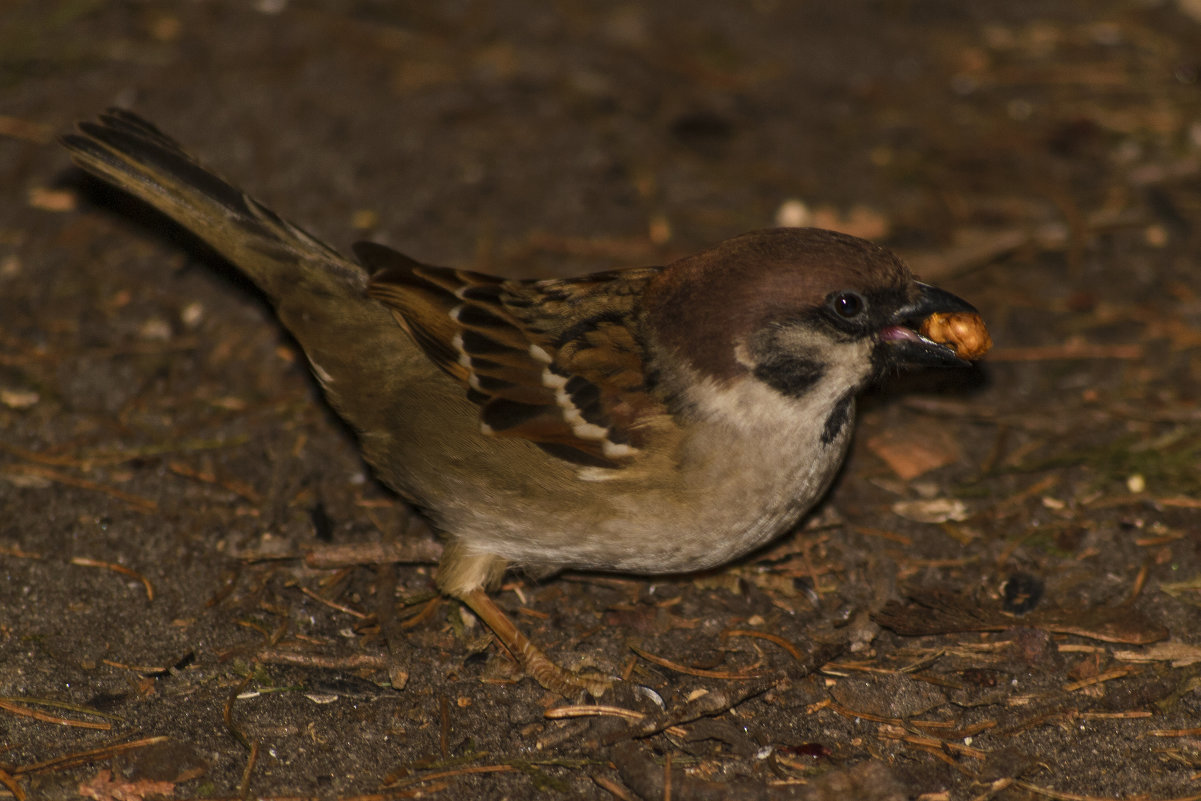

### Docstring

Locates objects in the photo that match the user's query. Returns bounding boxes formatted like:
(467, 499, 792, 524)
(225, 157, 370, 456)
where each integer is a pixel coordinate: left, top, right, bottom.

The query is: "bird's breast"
(448, 378, 859, 575)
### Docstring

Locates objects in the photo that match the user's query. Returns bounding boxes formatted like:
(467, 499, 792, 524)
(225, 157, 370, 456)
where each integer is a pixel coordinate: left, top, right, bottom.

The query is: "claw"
(461, 588, 611, 698)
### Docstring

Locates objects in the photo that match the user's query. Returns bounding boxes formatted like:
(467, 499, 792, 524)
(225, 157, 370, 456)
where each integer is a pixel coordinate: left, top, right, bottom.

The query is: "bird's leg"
(459, 588, 610, 697)
(438, 542, 610, 698)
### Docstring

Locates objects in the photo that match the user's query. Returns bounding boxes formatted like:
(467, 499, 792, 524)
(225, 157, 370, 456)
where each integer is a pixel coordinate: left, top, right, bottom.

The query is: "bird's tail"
(61, 108, 367, 304)
(62, 109, 418, 433)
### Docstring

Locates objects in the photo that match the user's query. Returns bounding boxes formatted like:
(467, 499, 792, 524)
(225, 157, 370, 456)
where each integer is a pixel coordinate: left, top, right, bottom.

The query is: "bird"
(62, 109, 990, 696)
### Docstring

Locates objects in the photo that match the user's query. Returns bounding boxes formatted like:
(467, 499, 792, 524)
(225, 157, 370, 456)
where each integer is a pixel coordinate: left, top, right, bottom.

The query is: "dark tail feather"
(61, 108, 365, 303)
(62, 110, 418, 435)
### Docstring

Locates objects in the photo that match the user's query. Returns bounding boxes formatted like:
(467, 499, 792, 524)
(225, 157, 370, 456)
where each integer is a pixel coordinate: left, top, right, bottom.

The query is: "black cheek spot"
(753, 355, 826, 399)
(821, 393, 854, 446)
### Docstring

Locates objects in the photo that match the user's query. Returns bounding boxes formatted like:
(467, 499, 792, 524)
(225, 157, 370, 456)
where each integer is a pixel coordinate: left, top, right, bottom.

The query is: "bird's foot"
(461, 588, 611, 698)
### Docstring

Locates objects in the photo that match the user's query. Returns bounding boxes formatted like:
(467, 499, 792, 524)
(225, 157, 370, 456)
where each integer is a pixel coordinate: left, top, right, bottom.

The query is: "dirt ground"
(3, 1, 1201, 799)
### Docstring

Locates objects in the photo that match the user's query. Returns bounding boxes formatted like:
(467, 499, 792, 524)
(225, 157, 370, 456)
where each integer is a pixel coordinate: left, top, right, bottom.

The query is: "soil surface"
(3, 2, 1201, 799)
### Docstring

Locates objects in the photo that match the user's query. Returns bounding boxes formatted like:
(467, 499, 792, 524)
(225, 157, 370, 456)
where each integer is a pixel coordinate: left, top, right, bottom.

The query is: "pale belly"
(454, 401, 856, 575)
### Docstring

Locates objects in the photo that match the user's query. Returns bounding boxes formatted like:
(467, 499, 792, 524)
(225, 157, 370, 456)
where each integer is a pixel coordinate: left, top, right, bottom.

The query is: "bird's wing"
(358, 242, 668, 468)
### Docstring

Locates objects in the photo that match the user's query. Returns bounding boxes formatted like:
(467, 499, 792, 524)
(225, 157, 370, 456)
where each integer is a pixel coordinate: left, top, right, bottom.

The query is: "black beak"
(880, 282, 980, 368)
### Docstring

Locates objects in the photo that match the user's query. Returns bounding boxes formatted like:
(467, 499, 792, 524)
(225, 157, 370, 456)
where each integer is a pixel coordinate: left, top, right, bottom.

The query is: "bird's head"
(644, 228, 985, 429)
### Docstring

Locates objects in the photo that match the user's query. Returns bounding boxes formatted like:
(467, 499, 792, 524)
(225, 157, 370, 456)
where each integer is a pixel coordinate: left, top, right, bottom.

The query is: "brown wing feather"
(357, 242, 665, 467)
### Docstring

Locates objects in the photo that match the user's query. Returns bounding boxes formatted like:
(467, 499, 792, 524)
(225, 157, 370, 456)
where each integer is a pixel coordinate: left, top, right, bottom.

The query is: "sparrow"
(62, 109, 990, 696)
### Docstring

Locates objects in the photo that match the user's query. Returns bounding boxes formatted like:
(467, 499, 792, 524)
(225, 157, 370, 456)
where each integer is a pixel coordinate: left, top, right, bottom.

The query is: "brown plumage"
(62, 109, 988, 696)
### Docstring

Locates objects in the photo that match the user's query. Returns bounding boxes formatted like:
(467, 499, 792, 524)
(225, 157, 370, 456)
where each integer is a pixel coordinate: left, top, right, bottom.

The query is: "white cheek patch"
(680, 331, 871, 444)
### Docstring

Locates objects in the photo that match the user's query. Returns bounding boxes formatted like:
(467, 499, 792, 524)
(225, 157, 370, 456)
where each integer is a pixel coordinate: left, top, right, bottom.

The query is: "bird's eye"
(830, 291, 866, 319)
